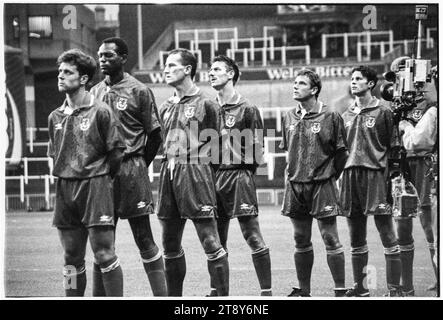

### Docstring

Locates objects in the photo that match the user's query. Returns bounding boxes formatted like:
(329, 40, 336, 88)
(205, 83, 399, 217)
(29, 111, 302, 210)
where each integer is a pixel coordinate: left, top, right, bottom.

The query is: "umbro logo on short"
(240, 203, 254, 210)
(324, 205, 334, 212)
(137, 201, 147, 209)
(201, 206, 213, 212)
(99, 215, 112, 223)
(378, 203, 387, 209)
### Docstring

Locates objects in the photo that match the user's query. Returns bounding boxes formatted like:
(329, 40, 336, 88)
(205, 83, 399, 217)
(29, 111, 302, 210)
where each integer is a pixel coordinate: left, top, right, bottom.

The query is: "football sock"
(100, 256, 124, 296)
(399, 243, 414, 292)
(252, 247, 272, 295)
(92, 261, 106, 296)
(428, 242, 438, 282)
(326, 247, 345, 288)
(164, 248, 186, 296)
(208, 250, 228, 297)
(63, 262, 86, 297)
(294, 245, 314, 294)
(384, 245, 401, 290)
(141, 246, 167, 296)
(207, 247, 229, 296)
(350, 245, 369, 291)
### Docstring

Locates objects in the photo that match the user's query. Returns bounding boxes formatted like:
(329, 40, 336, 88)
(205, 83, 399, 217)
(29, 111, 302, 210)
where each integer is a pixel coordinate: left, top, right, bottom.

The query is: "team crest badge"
(116, 97, 128, 110)
(365, 116, 375, 128)
(289, 124, 296, 131)
(225, 114, 236, 128)
(80, 118, 90, 131)
(345, 120, 352, 128)
(311, 122, 321, 133)
(184, 104, 196, 119)
(412, 109, 423, 121)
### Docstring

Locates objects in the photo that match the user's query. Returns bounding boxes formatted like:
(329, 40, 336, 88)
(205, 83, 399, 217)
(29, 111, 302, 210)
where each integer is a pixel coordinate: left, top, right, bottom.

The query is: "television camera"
(380, 5, 434, 123)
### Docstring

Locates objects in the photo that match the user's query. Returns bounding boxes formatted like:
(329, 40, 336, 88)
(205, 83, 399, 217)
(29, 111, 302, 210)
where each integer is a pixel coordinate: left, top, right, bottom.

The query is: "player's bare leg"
(317, 217, 346, 297)
(345, 215, 370, 297)
(57, 228, 88, 296)
(207, 217, 230, 297)
(194, 218, 229, 296)
(129, 215, 167, 296)
(160, 218, 186, 296)
(374, 215, 402, 297)
(396, 217, 415, 295)
(419, 206, 438, 291)
(238, 216, 272, 296)
(289, 217, 313, 297)
(89, 226, 123, 296)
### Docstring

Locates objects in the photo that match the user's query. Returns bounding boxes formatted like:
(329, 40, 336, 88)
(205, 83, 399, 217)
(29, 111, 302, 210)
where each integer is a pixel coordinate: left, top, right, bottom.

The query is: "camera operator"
(389, 58, 438, 296)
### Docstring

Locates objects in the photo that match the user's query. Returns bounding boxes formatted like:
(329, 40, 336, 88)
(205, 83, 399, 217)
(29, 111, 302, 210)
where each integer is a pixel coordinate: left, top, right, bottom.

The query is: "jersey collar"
(296, 101, 324, 119)
(350, 96, 379, 114)
(216, 90, 242, 108)
(59, 93, 95, 115)
(168, 85, 200, 104)
(104, 72, 130, 90)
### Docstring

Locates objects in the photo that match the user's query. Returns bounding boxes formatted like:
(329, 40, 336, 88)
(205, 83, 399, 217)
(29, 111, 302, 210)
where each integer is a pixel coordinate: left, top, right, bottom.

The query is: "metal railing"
(322, 30, 394, 59)
(227, 45, 310, 67)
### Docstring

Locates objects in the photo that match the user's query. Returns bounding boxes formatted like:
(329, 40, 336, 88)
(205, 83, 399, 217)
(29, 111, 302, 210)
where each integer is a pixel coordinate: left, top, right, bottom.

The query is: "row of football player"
(48, 37, 437, 297)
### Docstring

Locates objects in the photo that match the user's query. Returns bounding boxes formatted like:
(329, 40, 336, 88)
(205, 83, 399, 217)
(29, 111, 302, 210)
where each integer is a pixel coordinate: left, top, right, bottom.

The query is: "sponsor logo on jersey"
(79, 118, 90, 131)
(311, 122, 321, 133)
(137, 201, 147, 209)
(55, 123, 62, 130)
(365, 116, 375, 128)
(225, 114, 236, 128)
(184, 104, 196, 119)
(99, 215, 112, 223)
(412, 109, 423, 121)
(116, 97, 128, 111)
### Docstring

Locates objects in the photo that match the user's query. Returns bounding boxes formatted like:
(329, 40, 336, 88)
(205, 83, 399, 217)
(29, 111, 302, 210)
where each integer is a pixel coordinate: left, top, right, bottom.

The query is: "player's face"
(98, 42, 126, 76)
(293, 75, 316, 101)
(350, 71, 373, 96)
(57, 62, 84, 93)
(208, 61, 234, 90)
(164, 53, 190, 87)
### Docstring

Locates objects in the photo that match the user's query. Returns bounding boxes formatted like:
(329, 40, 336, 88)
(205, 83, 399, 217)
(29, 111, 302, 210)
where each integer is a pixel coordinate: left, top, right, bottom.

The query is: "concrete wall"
(4, 4, 96, 59)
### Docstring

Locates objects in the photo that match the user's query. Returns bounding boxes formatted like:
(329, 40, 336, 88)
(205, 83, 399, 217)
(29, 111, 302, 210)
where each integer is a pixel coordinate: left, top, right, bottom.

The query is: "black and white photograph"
(1, 1, 440, 305)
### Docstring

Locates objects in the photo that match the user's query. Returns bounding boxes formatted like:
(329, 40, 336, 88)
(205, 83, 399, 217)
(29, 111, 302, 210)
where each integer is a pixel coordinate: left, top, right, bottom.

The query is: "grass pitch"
(5, 206, 438, 298)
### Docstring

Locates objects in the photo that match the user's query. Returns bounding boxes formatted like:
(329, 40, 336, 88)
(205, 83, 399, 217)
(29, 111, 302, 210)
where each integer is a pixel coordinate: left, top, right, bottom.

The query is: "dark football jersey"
(341, 97, 400, 170)
(47, 93, 125, 178)
(91, 73, 161, 157)
(217, 91, 264, 170)
(280, 102, 347, 183)
(159, 88, 220, 163)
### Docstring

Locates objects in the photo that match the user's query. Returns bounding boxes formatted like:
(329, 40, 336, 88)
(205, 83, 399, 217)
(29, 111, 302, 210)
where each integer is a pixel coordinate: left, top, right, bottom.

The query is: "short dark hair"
(57, 49, 96, 84)
(168, 48, 197, 79)
(102, 37, 129, 56)
(211, 55, 240, 85)
(351, 65, 378, 89)
(296, 69, 322, 98)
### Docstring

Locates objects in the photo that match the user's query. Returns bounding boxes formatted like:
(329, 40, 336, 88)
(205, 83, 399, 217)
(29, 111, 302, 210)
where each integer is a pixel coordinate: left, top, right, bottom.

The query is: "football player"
(281, 69, 348, 297)
(207, 55, 272, 296)
(48, 49, 125, 296)
(91, 37, 167, 296)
